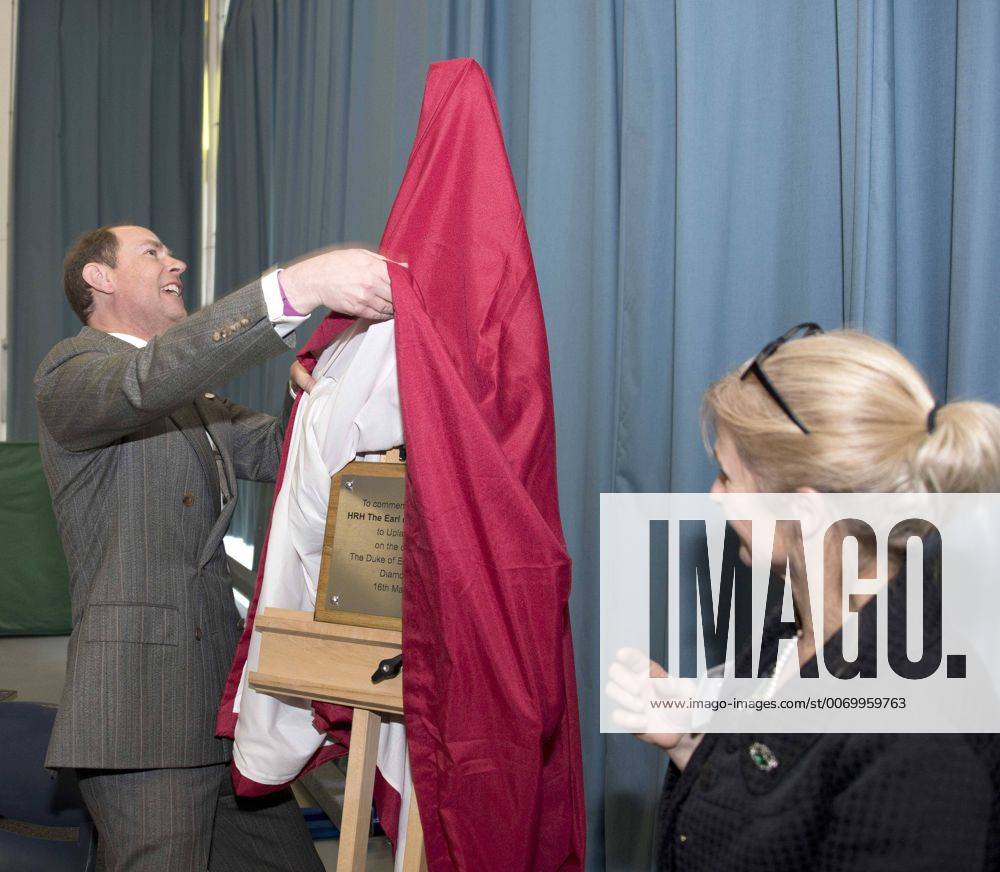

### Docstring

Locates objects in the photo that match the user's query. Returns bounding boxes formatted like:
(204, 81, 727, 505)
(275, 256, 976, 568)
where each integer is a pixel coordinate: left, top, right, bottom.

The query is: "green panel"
(0, 443, 71, 635)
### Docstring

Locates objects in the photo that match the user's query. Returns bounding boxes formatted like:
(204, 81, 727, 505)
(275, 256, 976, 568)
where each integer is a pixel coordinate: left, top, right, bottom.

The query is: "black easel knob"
(371, 654, 403, 684)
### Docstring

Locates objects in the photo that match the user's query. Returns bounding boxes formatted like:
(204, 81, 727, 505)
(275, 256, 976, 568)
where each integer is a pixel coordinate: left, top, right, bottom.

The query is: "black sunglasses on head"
(740, 322, 824, 434)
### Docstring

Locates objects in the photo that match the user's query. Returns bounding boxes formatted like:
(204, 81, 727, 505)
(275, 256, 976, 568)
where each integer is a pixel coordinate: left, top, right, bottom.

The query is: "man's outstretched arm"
(36, 249, 393, 452)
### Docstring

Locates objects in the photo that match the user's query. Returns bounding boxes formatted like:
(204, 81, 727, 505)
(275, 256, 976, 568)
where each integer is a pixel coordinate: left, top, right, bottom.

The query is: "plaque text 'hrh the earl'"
(323, 469, 405, 620)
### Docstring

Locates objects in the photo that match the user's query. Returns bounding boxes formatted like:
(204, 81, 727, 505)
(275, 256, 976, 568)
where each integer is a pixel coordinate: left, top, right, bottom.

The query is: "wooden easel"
(249, 609, 427, 871)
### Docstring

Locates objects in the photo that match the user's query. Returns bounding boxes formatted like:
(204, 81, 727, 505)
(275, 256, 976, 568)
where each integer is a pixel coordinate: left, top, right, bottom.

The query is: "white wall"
(200, 0, 229, 308)
(0, 0, 16, 441)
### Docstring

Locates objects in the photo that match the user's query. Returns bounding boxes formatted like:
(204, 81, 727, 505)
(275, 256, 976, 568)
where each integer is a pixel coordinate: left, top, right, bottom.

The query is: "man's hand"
(279, 248, 396, 320)
(289, 361, 316, 395)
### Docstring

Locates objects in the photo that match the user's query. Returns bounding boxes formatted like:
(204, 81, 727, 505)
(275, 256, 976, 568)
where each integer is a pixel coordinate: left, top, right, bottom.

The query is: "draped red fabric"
(218, 58, 585, 869)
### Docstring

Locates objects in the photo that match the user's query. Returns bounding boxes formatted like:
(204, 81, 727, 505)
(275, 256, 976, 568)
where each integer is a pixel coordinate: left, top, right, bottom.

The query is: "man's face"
(103, 225, 188, 335)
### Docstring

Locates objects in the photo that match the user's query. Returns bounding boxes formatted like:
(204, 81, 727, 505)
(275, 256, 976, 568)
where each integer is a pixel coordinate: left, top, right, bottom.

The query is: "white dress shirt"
(229, 316, 412, 870)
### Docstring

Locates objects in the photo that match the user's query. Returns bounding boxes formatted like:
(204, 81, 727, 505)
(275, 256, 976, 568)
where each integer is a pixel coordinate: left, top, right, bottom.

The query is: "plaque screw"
(345, 480, 354, 490)
(331, 595, 340, 605)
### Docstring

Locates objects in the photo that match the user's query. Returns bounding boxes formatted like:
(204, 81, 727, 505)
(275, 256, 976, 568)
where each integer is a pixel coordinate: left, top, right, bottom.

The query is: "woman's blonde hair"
(703, 329, 1000, 493)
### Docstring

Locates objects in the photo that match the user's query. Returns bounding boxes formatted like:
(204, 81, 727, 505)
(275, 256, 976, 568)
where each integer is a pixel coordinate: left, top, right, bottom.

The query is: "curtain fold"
(8, 0, 202, 439)
(946, 0, 1000, 401)
(211, 2, 1000, 869)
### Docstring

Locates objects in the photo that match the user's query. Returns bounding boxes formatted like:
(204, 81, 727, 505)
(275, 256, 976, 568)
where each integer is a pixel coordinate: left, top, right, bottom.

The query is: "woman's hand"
(606, 648, 704, 769)
(289, 361, 316, 395)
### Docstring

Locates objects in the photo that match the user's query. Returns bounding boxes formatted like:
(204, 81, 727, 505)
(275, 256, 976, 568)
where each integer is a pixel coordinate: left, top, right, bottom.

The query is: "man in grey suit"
(34, 224, 394, 871)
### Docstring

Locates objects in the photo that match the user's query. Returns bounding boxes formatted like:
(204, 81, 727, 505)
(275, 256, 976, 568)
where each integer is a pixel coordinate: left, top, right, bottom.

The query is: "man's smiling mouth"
(161, 283, 183, 296)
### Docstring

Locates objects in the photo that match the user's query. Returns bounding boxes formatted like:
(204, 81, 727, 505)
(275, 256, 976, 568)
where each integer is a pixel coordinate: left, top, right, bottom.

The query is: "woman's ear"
(795, 486, 826, 541)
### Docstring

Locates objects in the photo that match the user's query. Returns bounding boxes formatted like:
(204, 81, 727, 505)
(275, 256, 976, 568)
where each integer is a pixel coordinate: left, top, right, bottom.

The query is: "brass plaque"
(315, 460, 405, 630)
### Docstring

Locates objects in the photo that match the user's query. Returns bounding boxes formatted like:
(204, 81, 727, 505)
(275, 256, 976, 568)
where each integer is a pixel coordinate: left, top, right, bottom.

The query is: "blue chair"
(0, 701, 97, 871)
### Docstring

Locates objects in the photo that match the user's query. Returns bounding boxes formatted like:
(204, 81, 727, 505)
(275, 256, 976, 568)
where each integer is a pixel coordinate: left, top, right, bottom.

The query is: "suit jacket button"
(194, 626, 203, 641)
(237, 618, 245, 632)
(212, 330, 221, 341)
(182, 492, 195, 507)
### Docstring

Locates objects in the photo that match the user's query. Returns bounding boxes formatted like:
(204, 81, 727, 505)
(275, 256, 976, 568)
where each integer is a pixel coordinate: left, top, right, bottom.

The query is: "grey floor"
(0, 634, 393, 871)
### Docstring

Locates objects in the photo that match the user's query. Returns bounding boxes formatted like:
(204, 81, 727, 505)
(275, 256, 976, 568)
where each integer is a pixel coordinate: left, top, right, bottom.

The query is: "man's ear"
(82, 262, 113, 295)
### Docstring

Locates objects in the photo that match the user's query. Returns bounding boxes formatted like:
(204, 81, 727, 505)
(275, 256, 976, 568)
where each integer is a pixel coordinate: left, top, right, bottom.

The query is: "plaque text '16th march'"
(325, 472, 405, 619)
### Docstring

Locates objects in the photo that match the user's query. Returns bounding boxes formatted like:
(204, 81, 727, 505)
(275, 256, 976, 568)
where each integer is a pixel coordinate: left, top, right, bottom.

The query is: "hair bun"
(912, 400, 1000, 492)
(927, 402, 942, 434)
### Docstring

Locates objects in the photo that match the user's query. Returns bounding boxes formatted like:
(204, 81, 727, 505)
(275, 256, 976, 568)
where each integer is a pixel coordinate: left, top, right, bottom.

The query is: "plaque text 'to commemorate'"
(315, 460, 406, 629)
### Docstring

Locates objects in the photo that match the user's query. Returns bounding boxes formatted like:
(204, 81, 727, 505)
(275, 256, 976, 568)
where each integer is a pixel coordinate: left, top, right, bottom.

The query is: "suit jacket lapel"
(84, 330, 228, 564)
(169, 404, 220, 498)
(194, 396, 236, 500)
(199, 495, 237, 570)
(192, 397, 239, 569)
(82, 331, 232, 506)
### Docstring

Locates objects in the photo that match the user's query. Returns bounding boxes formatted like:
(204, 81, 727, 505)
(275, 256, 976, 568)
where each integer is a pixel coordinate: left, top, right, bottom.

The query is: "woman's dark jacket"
(657, 564, 1000, 871)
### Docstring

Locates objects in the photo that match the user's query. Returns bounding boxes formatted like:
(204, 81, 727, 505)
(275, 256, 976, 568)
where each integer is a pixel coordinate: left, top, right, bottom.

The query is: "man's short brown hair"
(63, 225, 121, 324)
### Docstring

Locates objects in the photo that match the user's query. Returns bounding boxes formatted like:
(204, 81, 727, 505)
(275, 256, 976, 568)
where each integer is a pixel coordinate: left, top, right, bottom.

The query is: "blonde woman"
(623, 326, 1000, 871)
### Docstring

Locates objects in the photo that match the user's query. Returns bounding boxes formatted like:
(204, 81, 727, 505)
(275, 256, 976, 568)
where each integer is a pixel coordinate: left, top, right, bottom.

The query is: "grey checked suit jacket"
(35, 281, 292, 769)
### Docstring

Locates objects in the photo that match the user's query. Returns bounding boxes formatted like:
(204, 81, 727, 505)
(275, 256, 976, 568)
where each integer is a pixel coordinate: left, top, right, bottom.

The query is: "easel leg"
(337, 708, 382, 872)
(401, 792, 427, 872)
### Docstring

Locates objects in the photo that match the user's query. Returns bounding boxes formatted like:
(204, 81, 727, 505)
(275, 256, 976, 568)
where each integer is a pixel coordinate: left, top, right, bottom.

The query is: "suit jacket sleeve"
(35, 281, 293, 452)
(225, 397, 283, 483)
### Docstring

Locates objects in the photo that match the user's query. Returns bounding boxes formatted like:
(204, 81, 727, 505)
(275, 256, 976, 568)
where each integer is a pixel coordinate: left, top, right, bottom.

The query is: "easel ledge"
(248, 608, 425, 871)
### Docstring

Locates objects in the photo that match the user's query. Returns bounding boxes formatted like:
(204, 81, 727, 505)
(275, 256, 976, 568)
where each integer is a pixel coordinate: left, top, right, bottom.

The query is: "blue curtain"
(213, 2, 1000, 868)
(214, 0, 539, 551)
(7, 0, 203, 439)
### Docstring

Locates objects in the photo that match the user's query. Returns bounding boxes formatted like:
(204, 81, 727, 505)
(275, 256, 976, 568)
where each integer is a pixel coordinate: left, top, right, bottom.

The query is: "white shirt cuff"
(261, 268, 309, 339)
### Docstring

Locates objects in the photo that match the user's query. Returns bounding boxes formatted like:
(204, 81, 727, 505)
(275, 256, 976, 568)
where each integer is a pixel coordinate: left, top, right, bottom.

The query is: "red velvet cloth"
(218, 58, 585, 869)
